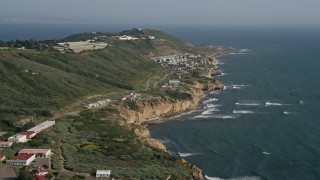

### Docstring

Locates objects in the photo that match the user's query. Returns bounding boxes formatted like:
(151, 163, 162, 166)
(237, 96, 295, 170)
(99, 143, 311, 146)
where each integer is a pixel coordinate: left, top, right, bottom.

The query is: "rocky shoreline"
(114, 79, 224, 179)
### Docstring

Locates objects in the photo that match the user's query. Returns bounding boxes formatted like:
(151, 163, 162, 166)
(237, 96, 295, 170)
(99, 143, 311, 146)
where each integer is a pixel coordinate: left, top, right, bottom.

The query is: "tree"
(18, 169, 33, 180)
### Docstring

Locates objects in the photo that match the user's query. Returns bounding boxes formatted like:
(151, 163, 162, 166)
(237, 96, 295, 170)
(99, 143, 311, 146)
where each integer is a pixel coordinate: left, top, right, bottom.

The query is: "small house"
(169, 80, 181, 88)
(96, 170, 111, 178)
(0, 141, 13, 147)
(8, 134, 27, 143)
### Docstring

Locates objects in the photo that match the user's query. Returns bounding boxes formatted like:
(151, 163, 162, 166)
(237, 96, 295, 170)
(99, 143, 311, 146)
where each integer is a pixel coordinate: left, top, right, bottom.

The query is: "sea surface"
(1, 23, 320, 180)
(149, 26, 320, 180)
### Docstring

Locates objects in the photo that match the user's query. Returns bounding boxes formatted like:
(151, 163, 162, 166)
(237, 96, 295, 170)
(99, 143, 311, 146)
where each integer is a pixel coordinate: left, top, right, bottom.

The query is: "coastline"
(114, 55, 225, 179)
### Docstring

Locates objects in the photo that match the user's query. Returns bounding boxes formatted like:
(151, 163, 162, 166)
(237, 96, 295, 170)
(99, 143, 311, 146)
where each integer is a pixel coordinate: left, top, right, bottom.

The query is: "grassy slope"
(0, 42, 164, 125)
(0, 29, 212, 178)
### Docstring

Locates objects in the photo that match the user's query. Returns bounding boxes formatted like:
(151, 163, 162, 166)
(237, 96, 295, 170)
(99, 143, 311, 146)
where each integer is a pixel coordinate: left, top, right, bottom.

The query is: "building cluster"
(115, 35, 156, 41)
(118, 35, 139, 40)
(1, 149, 51, 180)
(152, 54, 187, 64)
(5, 121, 55, 143)
(162, 80, 181, 89)
(84, 99, 111, 109)
(121, 92, 142, 101)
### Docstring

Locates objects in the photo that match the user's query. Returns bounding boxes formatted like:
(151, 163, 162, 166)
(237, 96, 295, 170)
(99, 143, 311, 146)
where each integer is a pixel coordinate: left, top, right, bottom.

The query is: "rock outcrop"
(116, 80, 223, 180)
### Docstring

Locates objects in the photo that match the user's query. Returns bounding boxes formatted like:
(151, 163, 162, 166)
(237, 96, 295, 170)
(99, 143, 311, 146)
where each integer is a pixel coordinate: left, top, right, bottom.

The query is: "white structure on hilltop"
(8, 134, 27, 143)
(96, 170, 111, 178)
(28, 121, 55, 134)
(118, 35, 139, 40)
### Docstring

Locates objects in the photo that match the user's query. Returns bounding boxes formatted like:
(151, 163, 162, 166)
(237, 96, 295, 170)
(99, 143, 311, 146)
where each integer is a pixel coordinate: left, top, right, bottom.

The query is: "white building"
(28, 121, 55, 133)
(148, 36, 156, 40)
(8, 134, 27, 143)
(169, 80, 181, 88)
(96, 170, 111, 178)
(6, 153, 36, 166)
(0, 141, 13, 147)
(0, 155, 5, 162)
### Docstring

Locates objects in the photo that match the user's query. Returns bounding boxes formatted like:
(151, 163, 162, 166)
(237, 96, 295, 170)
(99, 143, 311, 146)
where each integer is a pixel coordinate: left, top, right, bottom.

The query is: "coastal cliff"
(115, 80, 224, 179)
(117, 81, 223, 124)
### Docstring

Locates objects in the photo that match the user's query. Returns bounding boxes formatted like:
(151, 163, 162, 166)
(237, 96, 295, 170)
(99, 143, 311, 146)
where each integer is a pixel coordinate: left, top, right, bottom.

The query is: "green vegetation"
(0, 28, 225, 178)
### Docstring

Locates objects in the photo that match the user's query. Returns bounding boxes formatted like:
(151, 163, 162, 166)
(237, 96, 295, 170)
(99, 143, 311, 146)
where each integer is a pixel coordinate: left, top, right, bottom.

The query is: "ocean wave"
(239, 49, 251, 53)
(203, 98, 219, 104)
(205, 175, 261, 180)
(265, 102, 290, 106)
(206, 104, 221, 108)
(231, 84, 250, 89)
(235, 102, 262, 106)
(233, 110, 255, 114)
(202, 108, 220, 115)
(262, 151, 271, 155)
(193, 115, 210, 119)
(231, 84, 251, 87)
(202, 110, 214, 115)
(212, 115, 238, 119)
(178, 152, 203, 157)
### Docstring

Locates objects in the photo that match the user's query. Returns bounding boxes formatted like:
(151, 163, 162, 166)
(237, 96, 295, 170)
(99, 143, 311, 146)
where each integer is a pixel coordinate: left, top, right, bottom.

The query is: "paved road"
(0, 165, 17, 180)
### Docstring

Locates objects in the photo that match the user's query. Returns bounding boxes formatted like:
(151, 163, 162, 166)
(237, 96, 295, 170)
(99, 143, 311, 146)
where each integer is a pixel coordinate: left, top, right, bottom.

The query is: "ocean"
(149, 26, 320, 180)
(1, 23, 320, 180)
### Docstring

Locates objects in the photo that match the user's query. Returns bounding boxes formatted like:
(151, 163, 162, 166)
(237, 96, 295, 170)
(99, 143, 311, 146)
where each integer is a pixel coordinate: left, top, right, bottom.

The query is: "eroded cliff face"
(115, 81, 223, 180)
(118, 88, 203, 124)
(117, 81, 223, 125)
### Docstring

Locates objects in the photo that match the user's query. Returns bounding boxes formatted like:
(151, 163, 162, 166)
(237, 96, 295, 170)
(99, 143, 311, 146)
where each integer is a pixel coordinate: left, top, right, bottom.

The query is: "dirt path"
(58, 139, 66, 171)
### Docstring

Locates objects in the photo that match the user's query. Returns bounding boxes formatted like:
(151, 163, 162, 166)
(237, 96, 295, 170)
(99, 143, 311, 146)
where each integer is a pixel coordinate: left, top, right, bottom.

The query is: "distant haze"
(1, 0, 320, 25)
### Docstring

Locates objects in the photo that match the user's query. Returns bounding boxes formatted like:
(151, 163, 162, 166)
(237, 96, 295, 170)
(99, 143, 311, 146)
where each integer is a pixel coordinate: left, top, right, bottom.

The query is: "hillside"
(0, 29, 227, 179)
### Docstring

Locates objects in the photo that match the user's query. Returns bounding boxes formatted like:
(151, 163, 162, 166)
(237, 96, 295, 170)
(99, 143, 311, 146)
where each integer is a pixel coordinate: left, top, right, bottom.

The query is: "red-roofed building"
(18, 149, 51, 157)
(34, 175, 46, 180)
(6, 153, 36, 166)
(0, 141, 13, 147)
(0, 154, 5, 161)
(28, 167, 48, 176)
(20, 131, 37, 139)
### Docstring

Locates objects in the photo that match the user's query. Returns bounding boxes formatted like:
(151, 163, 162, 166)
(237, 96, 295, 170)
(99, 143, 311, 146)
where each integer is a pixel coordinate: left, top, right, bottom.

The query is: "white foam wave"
(202, 107, 220, 115)
(235, 103, 262, 106)
(203, 98, 219, 104)
(262, 151, 271, 155)
(212, 115, 238, 119)
(239, 49, 251, 53)
(193, 115, 210, 119)
(206, 104, 221, 108)
(205, 175, 261, 180)
(233, 110, 255, 114)
(231, 84, 251, 87)
(202, 110, 214, 115)
(178, 152, 203, 157)
(265, 102, 290, 106)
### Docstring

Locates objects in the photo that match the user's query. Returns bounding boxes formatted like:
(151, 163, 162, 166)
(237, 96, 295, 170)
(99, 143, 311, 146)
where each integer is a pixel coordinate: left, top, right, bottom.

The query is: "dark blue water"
(2, 23, 320, 179)
(149, 26, 320, 180)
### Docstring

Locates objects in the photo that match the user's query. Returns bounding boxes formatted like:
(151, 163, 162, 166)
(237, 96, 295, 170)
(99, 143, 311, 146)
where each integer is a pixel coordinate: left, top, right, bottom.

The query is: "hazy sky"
(1, 0, 320, 25)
